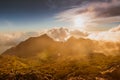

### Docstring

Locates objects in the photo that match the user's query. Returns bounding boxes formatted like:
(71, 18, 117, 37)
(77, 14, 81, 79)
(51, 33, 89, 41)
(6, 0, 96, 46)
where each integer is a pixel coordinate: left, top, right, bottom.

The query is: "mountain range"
(1, 28, 120, 80)
(2, 28, 120, 57)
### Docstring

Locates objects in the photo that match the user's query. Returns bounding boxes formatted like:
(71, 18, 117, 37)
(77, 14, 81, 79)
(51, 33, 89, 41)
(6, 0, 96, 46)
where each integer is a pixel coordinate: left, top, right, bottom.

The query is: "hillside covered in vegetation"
(1, 34, 120, 80)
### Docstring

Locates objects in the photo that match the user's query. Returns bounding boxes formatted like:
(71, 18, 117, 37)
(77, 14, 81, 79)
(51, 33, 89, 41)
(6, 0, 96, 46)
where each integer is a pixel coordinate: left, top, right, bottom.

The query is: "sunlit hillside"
(0, 33, 120, 80)
(0, 0, 120, 80)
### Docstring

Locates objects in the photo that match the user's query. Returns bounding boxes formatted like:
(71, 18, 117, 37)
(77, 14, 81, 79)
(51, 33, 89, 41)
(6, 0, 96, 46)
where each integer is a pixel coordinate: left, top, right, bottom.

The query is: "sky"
(0, 0, 120, 32)
(0, 0, 120, 53)
(0, 0, 67, 32)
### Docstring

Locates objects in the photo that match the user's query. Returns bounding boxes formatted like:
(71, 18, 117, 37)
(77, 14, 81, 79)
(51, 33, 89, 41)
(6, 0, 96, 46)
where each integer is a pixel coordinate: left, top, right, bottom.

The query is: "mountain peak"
(2, 33, 56, 57)
(38, 34, 50, 38)
(47, 27, 70, 42)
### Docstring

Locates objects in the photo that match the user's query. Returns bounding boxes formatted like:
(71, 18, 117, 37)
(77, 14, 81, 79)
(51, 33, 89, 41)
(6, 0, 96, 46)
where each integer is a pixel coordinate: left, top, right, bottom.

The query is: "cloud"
(90, 0, 120, 18)
(90, 16, 120, 24)
(47, 0, 109, 10)
(56, 0, 120, 20)
(88, 24, 120, 42)
(47, 27, 70, 41)
(55, 0, 120, 31)
(109, 25, 120, 32)
(88, 31, 120, 42)
(0, 32, 23, 46)
(70, 30, 88, 38)
(47, 27, 88, 41)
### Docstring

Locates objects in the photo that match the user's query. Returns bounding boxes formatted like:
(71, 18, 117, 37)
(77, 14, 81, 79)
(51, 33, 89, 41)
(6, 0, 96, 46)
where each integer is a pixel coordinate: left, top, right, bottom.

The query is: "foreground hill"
(1, 53, 120, 80)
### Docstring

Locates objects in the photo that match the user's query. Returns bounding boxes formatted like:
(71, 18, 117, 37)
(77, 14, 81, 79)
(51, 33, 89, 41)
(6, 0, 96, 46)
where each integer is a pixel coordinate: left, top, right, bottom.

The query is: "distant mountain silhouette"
(2, 34, 94, 58)
(2, 32, 120, 58)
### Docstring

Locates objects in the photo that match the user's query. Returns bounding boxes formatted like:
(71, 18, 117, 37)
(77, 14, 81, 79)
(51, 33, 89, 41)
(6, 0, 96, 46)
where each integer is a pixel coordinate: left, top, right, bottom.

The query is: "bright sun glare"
(73, 16, 87, 29)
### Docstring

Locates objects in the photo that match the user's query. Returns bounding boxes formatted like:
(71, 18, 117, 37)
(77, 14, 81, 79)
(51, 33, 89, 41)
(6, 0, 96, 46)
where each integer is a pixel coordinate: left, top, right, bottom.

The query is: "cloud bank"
(0, 24, 120, 54)
(88, 25, 120, 42)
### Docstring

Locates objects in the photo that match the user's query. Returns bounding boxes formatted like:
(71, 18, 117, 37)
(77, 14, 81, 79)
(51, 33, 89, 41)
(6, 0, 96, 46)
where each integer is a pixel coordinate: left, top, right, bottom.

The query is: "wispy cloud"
(109, 24, 120, 32)
(55, 0, 120, 31)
